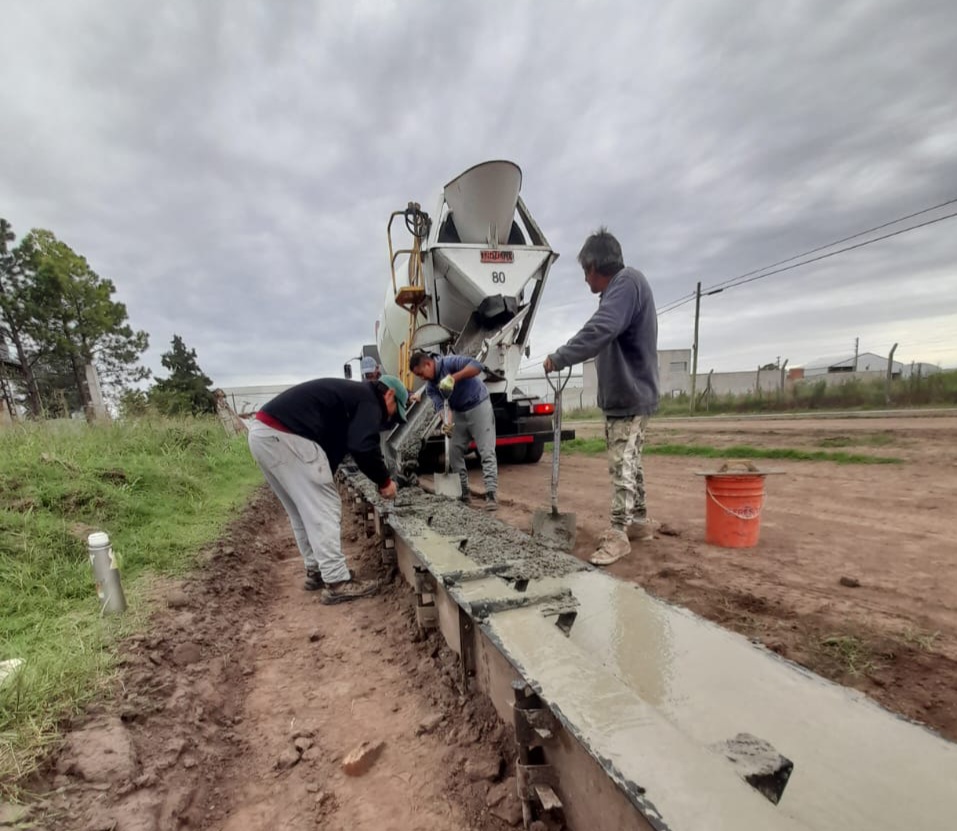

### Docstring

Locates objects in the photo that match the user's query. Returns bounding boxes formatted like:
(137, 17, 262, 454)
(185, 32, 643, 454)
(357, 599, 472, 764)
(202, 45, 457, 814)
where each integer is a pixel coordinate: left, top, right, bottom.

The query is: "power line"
(656, 196, 957, 317)
(707, 196, 957, 293)
(705, 208, 957, 295)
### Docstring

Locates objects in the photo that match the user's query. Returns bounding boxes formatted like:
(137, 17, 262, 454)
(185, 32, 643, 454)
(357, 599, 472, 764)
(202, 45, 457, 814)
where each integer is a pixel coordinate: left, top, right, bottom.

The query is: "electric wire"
(657, 204, 957, 317)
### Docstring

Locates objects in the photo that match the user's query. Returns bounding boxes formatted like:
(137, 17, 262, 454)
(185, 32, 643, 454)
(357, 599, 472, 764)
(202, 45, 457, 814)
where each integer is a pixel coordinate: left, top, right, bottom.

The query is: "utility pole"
(853, 337, 859, 371)
(688, 282, 724, 414)
(689, 282, 702, 414)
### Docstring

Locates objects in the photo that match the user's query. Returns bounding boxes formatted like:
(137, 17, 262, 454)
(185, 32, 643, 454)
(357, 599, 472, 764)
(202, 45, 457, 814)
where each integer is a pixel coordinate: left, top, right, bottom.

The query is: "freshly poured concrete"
(541, 570, 957, 831)
(486, 606, 809, 830)
(350, 479, 957, 830)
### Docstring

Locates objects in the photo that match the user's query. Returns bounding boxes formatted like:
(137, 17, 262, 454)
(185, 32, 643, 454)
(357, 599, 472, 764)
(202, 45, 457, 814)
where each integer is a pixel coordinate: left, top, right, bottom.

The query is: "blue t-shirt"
(425, 355, 489, 412)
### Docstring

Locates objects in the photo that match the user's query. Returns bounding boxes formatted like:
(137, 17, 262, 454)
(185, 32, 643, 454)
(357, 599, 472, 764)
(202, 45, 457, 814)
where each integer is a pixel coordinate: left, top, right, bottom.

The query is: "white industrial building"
(802, 353, 904, 377)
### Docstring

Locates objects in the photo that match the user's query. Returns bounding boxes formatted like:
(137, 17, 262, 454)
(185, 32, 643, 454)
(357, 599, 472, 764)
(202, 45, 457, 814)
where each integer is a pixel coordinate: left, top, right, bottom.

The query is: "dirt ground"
(21, 491, 524, 831)
(471, 414, 957, 742)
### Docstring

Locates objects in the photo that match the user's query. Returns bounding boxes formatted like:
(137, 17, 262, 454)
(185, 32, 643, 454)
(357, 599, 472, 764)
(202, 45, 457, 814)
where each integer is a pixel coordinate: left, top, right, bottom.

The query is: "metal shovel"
(532, 368, 577, 550)
(433, 398, 463, 499)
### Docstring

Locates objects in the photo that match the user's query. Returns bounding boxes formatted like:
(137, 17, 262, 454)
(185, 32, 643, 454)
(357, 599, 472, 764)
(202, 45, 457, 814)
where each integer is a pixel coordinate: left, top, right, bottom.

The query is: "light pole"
(689, 283, 724, 414)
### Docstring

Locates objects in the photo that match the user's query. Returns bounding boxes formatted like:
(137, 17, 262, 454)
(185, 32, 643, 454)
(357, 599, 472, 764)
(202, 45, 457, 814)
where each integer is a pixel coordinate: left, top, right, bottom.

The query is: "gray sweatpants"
(247, 419, 351, 584)
(449, 396, 498, 495)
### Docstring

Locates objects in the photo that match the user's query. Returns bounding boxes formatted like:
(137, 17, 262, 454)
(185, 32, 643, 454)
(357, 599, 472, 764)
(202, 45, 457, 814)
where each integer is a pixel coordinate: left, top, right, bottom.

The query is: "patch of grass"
(554, 438, 901, 464)
(554, 437, 607, 455)
(565, 406, 603, 421)
(816, 433, 897, 449)
(899, 627, 940, 652)
(0, 418, 261, 792)
(817, 634, 881, 676)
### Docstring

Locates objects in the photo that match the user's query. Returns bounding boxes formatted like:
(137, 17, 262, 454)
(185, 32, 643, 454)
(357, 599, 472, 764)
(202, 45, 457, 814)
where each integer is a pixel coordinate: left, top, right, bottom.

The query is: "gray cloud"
(2, 0, 955, 392)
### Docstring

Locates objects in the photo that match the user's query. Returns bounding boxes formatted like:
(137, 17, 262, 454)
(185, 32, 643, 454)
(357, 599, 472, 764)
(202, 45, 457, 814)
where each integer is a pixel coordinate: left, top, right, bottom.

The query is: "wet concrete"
(554, 570, 957, 831)
(345, 473, 957, 830)
(351, 474, 586, 579)
(485, 605, 808, 830)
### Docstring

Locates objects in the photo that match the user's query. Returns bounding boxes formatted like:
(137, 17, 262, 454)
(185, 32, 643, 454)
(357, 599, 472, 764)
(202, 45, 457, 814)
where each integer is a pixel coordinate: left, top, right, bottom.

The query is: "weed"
(899, 627, 940, 652)
(817, 634, 884, 676)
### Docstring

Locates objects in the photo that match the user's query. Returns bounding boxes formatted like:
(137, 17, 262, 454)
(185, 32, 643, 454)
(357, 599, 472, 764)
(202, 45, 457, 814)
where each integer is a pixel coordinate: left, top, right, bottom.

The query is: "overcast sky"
(2, 0, 956, 389)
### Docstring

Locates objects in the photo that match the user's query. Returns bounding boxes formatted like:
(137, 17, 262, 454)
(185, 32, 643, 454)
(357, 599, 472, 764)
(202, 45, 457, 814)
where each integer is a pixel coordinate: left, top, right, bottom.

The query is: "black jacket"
(261, 379, 392, 486)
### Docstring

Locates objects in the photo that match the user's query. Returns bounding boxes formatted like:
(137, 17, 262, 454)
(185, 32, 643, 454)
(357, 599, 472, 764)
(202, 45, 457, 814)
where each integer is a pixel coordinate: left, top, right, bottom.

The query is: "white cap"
(88, 531, 110, 547)
(360, 356, 378, 375)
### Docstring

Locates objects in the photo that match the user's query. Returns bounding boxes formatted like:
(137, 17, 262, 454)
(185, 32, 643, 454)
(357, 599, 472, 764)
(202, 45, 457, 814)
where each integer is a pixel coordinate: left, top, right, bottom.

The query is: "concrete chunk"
(710, 732, 794, 805)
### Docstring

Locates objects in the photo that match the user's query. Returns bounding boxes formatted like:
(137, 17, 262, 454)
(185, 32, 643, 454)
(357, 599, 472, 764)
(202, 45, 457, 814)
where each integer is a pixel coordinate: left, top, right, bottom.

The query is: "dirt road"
(469, 415, 957, 741)
(30, 494, 520, 830)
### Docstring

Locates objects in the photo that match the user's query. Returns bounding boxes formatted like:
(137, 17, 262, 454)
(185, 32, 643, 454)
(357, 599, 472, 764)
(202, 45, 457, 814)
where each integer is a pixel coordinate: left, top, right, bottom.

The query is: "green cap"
(378, 375, 409, 423)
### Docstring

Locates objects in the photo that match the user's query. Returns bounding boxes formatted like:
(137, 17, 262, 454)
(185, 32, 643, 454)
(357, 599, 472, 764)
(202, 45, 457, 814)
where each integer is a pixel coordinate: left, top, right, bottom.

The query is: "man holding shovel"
(409, 351, 499, 511)
(544, 228, 659, 566)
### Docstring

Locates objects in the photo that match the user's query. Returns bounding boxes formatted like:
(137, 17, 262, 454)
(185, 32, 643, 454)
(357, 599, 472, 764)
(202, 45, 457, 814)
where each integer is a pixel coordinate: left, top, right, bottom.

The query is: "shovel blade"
(532, 509, 578, 551)
(433, 473, 463, 499)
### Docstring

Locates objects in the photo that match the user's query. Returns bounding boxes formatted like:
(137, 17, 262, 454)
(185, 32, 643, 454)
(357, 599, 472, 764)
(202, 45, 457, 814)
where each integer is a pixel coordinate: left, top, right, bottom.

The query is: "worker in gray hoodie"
(544, 228, 659, 565)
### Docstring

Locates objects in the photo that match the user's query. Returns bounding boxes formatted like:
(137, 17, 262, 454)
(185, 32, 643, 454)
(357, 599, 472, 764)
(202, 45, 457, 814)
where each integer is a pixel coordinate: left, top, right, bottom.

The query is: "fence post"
(885, 343, 898, 406)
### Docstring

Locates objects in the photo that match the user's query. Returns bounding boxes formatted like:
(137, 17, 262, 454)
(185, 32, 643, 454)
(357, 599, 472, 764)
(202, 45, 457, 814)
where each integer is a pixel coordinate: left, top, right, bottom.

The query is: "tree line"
(0, 218, 217, 420)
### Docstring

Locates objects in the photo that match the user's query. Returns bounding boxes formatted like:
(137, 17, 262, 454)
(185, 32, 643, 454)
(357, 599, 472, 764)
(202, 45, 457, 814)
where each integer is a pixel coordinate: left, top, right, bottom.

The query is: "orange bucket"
(703, 461, 767, 549)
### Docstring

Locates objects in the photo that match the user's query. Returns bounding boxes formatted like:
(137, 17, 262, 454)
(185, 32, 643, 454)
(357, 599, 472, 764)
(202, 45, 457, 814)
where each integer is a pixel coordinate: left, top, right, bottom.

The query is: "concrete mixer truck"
(358, 160, 573, 471)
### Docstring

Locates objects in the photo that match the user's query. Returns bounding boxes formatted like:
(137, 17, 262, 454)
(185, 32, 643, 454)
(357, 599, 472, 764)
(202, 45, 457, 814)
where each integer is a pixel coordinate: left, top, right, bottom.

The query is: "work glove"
(438, 375, 455, 395)
(440, 421, 455, 437)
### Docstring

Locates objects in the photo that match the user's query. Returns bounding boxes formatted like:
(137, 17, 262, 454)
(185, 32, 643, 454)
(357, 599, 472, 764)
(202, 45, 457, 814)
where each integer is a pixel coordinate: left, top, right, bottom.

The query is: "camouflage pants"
(605, 415, 649, 530)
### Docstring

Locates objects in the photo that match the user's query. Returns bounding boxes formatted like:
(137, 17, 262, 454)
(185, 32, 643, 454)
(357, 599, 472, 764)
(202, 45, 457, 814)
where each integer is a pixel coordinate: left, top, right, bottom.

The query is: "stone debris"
(171, 642, 202, 666)
(275, 747, 301, 770)
(415, 712, 445, 736)
(489, 791, 523, 826)
(465, 755, 501, 782)
(839, 576, 861, 588)
(166, 590, 190, 609)
(341, 741, 385, 777)
(56, 718, 138, 784)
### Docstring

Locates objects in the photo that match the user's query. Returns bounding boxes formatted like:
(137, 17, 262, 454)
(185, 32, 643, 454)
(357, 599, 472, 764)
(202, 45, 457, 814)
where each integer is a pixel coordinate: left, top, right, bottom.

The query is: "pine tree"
(150, 335, 216, 415)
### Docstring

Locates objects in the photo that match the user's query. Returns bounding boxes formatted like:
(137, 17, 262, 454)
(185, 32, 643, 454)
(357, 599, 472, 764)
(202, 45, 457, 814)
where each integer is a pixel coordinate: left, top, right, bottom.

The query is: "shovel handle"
(544, 367, 572, 512)
(443, 401, 452, 475)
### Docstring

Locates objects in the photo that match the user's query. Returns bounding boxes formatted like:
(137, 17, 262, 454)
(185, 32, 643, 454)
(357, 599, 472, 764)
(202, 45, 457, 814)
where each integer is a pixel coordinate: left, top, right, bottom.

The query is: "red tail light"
(533, 403, 555, 415)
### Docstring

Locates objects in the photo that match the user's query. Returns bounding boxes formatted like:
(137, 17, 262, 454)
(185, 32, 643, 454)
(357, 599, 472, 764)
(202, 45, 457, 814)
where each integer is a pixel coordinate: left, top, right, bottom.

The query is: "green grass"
(815, 433, 897, 448)
(816, 635, 881, 677)
(554, 438, 901, 464)
(0, 418, 261, 792)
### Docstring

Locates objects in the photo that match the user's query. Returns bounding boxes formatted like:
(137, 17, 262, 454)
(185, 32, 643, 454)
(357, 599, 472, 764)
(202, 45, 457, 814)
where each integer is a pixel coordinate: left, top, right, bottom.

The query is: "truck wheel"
(525, 440, 545, 464)
(506, 444, 528, 464)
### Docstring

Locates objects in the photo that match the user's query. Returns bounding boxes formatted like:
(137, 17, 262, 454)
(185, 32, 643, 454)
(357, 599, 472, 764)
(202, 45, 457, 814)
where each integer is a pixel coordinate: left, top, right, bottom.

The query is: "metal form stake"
(87, 531, 127, 614)
(512, 681, 564, 827)
(413, 566, 438, 630)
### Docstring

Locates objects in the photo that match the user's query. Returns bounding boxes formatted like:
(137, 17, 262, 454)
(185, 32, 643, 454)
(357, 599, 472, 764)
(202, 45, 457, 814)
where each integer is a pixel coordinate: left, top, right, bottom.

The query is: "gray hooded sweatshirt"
(548, 267, 659, 417)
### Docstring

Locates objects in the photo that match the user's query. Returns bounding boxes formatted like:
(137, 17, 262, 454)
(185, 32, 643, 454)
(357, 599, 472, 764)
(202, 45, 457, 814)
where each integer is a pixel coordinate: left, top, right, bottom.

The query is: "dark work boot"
(484, 492, 498, 512)
(319, 577, 379, 605)
(303, 568, 324, 591)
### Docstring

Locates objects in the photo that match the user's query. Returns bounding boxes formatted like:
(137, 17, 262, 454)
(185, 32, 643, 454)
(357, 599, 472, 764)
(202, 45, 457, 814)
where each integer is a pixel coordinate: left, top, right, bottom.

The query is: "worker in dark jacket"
(247, 376, 408, 604)
(544, 228, 659, 566)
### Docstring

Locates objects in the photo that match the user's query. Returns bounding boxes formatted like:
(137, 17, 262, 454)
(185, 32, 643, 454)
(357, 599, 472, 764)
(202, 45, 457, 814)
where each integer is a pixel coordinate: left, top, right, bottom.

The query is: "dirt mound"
(21, 488, 526, 831)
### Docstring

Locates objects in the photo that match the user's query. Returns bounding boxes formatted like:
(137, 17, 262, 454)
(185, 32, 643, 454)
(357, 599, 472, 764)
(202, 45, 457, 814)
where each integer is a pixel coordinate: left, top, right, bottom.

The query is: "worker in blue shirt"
(409, 351, 498, 510)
